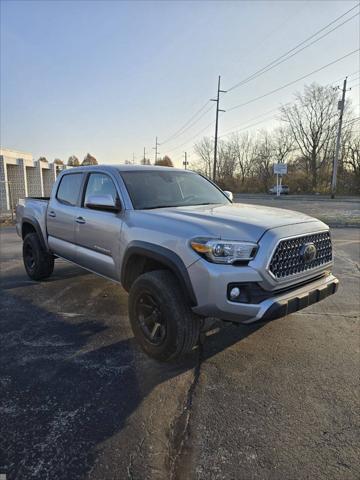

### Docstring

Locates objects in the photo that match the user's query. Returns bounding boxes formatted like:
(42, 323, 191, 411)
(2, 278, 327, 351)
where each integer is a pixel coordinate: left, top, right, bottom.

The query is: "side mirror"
(85, 194, 120, 212)
(223, 190, 233, 202)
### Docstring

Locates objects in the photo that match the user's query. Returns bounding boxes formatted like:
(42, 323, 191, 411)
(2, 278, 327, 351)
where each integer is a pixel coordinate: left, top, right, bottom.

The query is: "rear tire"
(128, 270, 200, 361)
(23, 233, 54, 280)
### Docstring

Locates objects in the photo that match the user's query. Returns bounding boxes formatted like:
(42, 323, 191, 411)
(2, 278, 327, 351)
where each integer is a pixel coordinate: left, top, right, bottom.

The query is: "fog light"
(229, 287, 241, 300)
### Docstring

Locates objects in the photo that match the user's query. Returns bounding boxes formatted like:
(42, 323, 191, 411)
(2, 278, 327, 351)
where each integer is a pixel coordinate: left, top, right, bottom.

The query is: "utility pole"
(211, 75, 226, 181)
(183, 152, 189, 170)
(153, 136, 160, 164)
(331, 77, 349, 199)
(143, 147, 146, 164)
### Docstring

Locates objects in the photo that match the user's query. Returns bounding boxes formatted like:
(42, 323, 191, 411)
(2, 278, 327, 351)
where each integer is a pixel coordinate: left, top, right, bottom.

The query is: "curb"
(328, 224, 360, 229)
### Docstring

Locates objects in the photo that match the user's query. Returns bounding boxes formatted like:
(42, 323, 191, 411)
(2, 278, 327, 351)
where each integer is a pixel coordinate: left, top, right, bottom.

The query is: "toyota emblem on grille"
(300, 242, 317, 263)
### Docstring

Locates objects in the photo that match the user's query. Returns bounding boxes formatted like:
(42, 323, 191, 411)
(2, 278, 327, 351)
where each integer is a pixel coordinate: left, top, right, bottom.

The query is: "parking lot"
(233, 195, 360, 227)
(0, 222, 359, 479)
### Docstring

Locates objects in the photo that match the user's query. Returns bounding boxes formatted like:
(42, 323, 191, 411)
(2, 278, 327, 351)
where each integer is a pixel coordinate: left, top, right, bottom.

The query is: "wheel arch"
(22, 216, 47, 251)
(121, 241, 197, 306)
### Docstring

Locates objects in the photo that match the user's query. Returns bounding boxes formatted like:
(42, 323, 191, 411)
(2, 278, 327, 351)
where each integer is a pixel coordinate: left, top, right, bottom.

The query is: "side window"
(56, 174, 83, 206)
(84, 173, 118, 207)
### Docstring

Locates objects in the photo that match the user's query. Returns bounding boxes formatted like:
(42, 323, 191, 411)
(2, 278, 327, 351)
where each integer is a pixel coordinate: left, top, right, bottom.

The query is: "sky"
(1, 0, 359, 167)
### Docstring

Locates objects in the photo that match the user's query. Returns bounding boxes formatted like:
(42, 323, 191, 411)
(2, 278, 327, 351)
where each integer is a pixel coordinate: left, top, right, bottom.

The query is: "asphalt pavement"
(0, 226, 359, 480)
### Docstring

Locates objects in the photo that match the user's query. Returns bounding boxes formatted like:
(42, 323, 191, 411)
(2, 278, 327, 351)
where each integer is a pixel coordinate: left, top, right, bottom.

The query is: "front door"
(75, 172, 123, 280)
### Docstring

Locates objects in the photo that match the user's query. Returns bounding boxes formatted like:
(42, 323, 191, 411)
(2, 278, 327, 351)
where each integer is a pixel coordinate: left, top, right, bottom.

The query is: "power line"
(221, 114, 360, 141)
(161, 103, 214, 146)
(220, 71, 358, 139)
(223, 115, 279, 139)
(165, 64, 359, 157)
(339, 69, 359, 80)
(225, 2, 309, 71)
(157, 3, 308, 151)
(344, 116, 360, 126)
(227, 3, 359, 92)
(160, 101, 211, 145)
(219, 106, 286, 138)
(164, 119, 215, 154)
(229, 13, 358, 91)
(330, 71, 360, 86)
(227, 49, 359, 112)
(157, 7, 359, 158)
(219, 111, 358, 144)
(349, 75, 360, 83)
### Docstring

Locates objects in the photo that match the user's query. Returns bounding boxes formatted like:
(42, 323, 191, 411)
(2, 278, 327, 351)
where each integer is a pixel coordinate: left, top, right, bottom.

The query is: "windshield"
(120, 170, 230, 210)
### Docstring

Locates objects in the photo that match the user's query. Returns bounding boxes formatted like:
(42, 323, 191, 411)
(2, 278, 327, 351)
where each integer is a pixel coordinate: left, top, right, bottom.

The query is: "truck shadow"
(0, 291, 262, 480)
(0, 267, 90, 290)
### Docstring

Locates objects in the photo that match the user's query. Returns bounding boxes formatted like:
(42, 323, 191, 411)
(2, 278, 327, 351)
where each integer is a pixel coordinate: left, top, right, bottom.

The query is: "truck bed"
(16, 197, 49, 247)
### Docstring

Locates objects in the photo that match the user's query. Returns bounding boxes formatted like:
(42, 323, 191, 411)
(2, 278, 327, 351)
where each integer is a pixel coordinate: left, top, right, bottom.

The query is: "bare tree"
(272, 126, 294, 164)
(217, 140, 238, 180)
(344, 134, 360, 177)
(229, 133, 254, 184)
(252, 131, 274, 192)
(194, 137, 213, 177)
(281, 83, 338, 190)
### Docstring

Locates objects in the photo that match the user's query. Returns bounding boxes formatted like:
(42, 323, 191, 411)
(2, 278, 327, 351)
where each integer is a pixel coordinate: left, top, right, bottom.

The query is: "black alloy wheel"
(128, 270, 201, 361)
(136, 292, 167, 345)
(24, 242, 36, 270)
(22, 233, 54, 280)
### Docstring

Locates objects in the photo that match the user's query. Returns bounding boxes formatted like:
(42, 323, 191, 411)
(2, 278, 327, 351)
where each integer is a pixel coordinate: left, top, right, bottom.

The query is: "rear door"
(75, 171, 123, 280)
(47, 172, 84, 261)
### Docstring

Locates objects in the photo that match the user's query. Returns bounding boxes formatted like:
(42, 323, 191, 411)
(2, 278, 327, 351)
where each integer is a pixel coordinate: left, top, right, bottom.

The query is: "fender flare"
(22, 216, 47, 251)
(121, 241, 197, 306)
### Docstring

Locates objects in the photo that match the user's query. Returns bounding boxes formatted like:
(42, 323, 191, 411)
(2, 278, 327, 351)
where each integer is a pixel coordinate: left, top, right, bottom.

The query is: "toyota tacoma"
(16, 165, 338, 361)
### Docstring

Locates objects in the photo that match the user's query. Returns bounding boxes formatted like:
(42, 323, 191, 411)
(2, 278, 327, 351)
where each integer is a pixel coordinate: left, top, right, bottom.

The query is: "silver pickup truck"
(16, 165, 338, 361)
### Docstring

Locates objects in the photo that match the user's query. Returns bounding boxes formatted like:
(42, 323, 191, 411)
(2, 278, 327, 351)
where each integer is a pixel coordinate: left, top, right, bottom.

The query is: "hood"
(143, 203, 320, 242)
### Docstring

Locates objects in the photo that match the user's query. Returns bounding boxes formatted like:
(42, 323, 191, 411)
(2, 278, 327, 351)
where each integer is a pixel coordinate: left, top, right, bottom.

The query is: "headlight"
(190, 237, 258, 264)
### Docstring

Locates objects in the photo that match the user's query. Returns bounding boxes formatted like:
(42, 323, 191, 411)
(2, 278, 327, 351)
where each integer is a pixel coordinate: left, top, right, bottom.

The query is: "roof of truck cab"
(63, 164, 192, 173)
(117, 165, 191, 172)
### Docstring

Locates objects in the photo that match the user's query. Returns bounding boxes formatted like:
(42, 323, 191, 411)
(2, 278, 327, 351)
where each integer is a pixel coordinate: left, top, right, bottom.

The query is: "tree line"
(46, 153, 175, 168)
(192, 83, 360, 194)
(37, 153, 99, 167)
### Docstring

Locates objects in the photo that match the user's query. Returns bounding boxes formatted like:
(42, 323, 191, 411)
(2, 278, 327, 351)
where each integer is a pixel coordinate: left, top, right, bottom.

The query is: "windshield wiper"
(139, 202, 222, 210)
(140, 205, 177, 210)
(191, 202, 218, 206)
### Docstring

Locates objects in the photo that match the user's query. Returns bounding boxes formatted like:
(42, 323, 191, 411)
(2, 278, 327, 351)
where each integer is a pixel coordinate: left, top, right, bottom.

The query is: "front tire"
(128, 270, 200, 361)
(23, 233, 54, 280)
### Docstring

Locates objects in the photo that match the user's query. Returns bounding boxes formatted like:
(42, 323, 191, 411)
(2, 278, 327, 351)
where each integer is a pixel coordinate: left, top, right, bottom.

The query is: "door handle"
(48, 211, 56, 218)
(75, 216, 86, 224)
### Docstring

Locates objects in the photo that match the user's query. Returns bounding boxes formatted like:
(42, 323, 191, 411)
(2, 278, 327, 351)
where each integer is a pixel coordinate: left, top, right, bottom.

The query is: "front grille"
(269, 232, 332, 279)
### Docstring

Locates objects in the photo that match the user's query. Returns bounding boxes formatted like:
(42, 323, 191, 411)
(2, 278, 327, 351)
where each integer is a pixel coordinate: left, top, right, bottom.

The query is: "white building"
(0, 148, 66, 213)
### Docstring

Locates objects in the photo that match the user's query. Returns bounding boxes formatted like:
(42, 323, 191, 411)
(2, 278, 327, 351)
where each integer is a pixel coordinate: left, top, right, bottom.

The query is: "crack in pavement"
(126, 408, 156, 480)
(168, 344, 203, 480)
(292, 312, 359, 318)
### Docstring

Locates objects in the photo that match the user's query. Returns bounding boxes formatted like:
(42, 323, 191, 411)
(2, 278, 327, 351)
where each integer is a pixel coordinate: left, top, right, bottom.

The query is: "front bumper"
(192, 271, 339, 324)
(250, 274, 339, 323)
